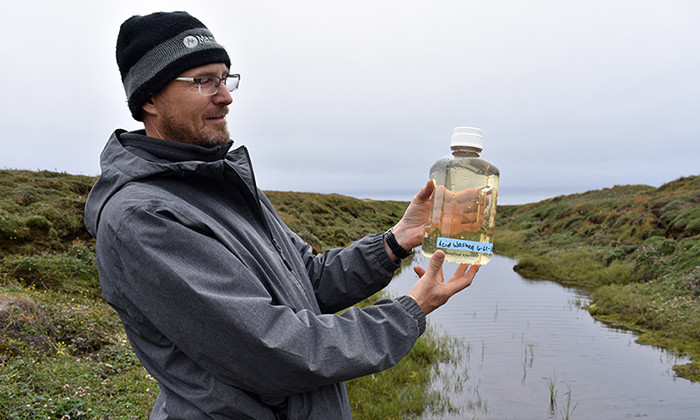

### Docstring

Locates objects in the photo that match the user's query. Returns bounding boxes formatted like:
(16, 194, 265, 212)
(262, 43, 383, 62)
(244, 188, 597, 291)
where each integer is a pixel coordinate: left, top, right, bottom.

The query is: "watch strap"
(384, 228, 412, 259)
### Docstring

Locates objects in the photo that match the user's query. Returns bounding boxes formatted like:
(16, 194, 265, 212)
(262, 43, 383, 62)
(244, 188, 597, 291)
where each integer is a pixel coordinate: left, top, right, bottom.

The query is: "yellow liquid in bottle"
(422, 151, 499, 265)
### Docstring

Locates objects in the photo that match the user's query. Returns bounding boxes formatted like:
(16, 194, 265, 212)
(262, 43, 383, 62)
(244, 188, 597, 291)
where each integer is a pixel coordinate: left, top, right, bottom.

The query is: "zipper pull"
(272, 239, 294, 271)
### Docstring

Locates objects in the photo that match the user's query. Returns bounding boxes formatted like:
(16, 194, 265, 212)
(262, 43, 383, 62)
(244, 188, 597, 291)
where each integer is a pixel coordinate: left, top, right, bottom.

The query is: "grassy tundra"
(1, 169, 698, 418)
(495, 175, 700, 381)
(0, 169, 453, 419)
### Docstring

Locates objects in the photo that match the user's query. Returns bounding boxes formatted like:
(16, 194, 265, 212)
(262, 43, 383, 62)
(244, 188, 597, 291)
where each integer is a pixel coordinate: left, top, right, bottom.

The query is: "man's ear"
(141, 97, 157, 117)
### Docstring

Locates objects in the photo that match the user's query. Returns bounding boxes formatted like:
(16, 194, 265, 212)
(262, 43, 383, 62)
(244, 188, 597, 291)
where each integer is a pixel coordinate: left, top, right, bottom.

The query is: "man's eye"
(199, 77, 215, 86)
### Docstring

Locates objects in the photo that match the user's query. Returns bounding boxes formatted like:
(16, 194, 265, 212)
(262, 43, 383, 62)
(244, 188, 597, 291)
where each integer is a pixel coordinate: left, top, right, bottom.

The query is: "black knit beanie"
(116, 11, 231, 121)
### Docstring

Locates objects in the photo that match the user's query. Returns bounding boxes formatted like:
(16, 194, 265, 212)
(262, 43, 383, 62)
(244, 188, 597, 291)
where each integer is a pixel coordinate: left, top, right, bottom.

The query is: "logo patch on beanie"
(183, 34, 217, 49)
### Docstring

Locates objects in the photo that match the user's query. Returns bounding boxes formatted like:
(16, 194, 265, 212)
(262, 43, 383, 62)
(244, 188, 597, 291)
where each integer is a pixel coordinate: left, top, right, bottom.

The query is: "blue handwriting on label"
(436, 237, 493, 254)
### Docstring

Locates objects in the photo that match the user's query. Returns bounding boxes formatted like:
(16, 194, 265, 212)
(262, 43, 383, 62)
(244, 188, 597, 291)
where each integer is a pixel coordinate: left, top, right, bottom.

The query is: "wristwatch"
(384, 228, 412, 259)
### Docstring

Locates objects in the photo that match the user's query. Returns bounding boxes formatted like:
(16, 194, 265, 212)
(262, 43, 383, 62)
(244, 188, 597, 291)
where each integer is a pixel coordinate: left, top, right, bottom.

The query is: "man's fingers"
(452, 263, 470, 278)
(454, 188, 481, 203)
(445, 264, 481, 295)
(409, 255, 480, 315)
(414, 179, 435, 202)
(459, 264, 480, 283)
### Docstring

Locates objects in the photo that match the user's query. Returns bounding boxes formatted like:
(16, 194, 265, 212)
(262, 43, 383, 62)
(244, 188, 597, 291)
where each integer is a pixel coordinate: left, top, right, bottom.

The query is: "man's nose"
(213, 85, 233, 105)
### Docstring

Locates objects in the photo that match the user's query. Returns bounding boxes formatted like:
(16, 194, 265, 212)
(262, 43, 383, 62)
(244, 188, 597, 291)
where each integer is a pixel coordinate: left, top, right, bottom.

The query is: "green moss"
(497, 175, 700, 382)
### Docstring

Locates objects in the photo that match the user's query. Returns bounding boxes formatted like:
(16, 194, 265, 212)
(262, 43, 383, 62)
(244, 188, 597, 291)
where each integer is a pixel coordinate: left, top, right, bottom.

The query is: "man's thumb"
(415, 179, 435, 202)
(427, 250, 446, 274)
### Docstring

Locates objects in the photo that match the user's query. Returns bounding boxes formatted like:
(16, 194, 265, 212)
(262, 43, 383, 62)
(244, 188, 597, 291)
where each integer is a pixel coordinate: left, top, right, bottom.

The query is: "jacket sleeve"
(99, 201, 426, 399)
(259, 192, 403, 314)
(292, 231, 406, 313)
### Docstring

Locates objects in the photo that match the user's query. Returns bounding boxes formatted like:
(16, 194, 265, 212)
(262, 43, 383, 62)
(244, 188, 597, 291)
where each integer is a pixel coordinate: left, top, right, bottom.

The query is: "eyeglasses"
(174, 73, 240, 96)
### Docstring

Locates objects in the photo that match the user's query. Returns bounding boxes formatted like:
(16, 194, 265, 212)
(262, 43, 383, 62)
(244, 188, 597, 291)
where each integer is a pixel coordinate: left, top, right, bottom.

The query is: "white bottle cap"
(450, 126, 483, 150)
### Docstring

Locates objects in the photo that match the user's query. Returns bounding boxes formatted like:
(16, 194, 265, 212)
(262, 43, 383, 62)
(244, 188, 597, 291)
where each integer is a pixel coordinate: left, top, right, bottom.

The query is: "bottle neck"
(451, 146, 482, 157)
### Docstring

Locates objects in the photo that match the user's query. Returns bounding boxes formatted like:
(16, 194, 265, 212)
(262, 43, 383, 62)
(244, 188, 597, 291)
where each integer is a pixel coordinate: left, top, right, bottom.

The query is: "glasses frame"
(174, 73, 240, 96)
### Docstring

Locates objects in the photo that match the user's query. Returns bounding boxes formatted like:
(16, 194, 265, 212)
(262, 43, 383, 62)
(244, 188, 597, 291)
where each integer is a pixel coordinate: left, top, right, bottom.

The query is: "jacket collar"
(119, 130, 233, 163)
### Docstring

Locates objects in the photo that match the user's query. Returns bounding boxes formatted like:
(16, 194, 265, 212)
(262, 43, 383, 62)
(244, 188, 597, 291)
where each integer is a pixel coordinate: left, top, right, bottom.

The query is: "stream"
(387, 252, 700, 419)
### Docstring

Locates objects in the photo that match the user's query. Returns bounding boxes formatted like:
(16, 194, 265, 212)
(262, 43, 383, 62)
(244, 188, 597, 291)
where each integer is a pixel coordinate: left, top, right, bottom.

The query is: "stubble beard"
(160, 111, 230, 149)
(196, 125, 230, 148)
(197, 107, 231, 148)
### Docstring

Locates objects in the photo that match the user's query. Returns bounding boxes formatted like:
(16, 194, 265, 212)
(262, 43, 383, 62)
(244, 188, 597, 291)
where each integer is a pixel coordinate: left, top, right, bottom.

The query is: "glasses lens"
(225, 75, 240, 92)
(199, 77, 219, 96)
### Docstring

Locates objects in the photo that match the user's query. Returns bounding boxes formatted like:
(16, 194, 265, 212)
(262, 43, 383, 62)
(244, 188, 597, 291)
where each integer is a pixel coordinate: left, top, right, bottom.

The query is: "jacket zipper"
(227, 148, 294, 273)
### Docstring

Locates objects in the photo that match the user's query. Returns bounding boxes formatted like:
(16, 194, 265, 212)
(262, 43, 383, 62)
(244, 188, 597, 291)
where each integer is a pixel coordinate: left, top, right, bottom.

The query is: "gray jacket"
(84, 130, 426, 419)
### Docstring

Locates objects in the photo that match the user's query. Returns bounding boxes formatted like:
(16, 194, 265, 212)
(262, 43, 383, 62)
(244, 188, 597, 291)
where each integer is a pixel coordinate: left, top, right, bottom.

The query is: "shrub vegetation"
(495, 175, 700, 381)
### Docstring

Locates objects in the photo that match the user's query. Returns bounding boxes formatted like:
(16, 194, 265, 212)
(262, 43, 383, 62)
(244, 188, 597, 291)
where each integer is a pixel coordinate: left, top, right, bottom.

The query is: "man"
(84, 11, 479, 419)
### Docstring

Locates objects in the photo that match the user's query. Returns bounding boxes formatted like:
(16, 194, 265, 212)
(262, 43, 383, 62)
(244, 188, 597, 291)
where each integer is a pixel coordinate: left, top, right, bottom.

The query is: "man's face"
(143, 62, 233, 148)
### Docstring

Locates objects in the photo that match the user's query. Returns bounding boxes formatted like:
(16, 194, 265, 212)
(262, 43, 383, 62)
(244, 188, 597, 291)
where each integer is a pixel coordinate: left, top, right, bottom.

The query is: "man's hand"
(387, 180, 435, 257)
(407, 250, 479, 315)
(424, 185, 492, 237)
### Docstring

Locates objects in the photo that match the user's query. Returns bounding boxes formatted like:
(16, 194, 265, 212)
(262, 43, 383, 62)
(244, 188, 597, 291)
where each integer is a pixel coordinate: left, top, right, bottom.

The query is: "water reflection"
(387, 252, 699, 419)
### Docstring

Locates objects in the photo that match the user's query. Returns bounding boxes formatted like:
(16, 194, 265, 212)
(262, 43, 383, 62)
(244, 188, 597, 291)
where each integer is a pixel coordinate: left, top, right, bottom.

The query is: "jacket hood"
(84, 129, 234, 237)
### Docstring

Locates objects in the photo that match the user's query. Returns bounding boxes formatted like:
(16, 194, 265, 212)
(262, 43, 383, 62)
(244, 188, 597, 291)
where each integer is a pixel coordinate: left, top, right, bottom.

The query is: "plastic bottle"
(422, 127, 500, 265)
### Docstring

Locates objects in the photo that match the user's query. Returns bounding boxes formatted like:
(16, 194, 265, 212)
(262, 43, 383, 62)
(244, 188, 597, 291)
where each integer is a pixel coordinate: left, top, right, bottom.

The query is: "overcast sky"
(2, 0, 698, 204)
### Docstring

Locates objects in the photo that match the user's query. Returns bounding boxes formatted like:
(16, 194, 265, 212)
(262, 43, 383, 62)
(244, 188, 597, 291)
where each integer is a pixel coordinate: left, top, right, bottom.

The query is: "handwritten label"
(437, 237, 493, 254)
